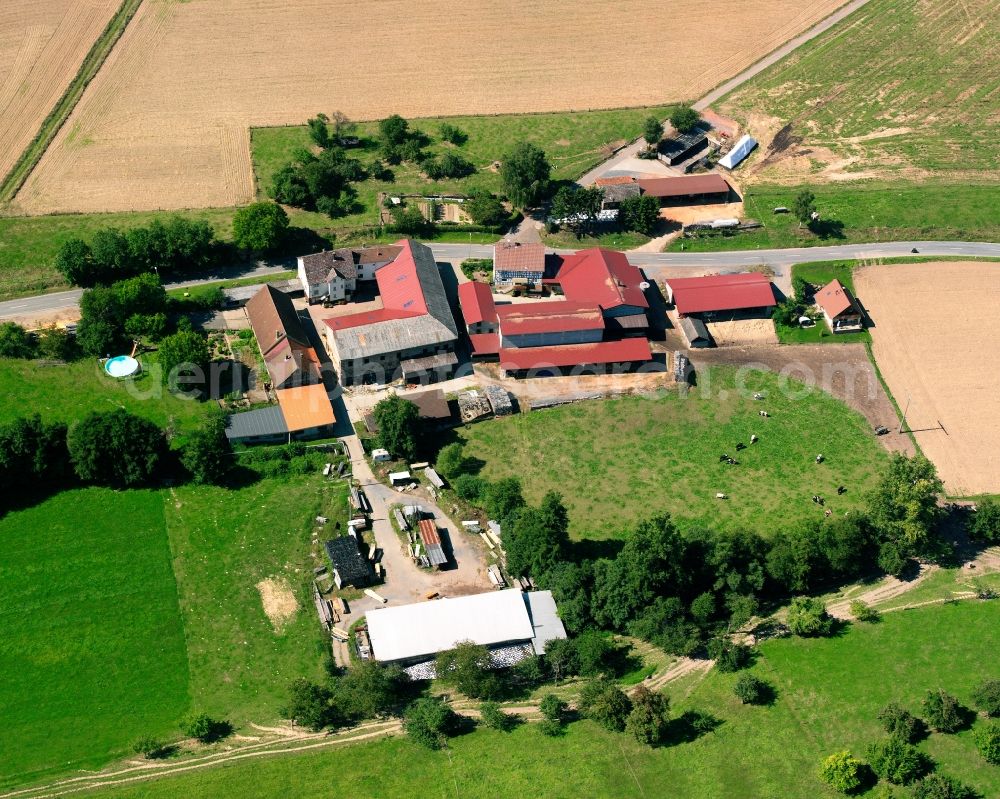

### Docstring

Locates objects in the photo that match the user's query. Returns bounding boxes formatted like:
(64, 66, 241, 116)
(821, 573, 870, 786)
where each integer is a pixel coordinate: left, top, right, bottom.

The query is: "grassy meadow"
(457, 367, 889, 540)
(0, 489, 189, 787)
(82, 601, 1000, 799)
(668, 183, 1000, 253)
(720, 0, 1000, 179)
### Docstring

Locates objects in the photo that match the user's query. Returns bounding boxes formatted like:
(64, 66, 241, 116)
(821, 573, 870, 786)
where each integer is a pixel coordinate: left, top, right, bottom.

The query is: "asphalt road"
(2, 240, 998, 321)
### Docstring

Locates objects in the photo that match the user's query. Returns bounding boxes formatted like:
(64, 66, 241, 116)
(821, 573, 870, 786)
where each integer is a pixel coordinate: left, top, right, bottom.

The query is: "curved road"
(2, 240, 998, 321)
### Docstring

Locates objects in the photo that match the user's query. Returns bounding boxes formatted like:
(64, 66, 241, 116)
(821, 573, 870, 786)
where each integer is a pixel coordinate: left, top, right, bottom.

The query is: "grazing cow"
(817, 496, 825, 505)
(815, 454, 824, 463)
(812, 495, 820, 504)
(716, 493, 727, 499)
(750, 434, 758, 444)
(837, 485, 847, 495)
(736, 442, 746, 451)
(753, 393, 765, 401)
(719, 454, 730, 462)
(726, 457, 739, 466)
(759, 410, 770, 418)
(825, 509, 832, 517)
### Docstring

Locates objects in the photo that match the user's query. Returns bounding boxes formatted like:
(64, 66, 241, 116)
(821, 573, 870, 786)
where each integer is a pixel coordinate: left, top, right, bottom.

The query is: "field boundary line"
(0, 0, 145, 205)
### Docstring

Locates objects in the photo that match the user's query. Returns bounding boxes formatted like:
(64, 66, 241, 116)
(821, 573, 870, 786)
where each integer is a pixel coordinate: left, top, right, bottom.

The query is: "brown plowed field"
(856, 262, 1000, 496)
(0, 0, 120, 184)
(13, 0, 846, 214)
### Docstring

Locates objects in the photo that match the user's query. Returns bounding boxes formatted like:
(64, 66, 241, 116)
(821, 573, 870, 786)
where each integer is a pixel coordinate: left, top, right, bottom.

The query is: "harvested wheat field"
(856, 261, 1000, 496)
(13, 0, 846, 214)
(0, 0, 120, 183)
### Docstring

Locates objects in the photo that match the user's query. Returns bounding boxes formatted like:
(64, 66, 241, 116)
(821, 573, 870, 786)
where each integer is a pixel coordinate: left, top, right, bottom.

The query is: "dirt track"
(13, 0, 846, 213)
(856, 262, 1000, 495)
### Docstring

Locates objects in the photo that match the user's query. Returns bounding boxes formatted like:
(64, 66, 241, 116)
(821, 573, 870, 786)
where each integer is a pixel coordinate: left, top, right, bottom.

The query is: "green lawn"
(542, 228, 652, 250)
(163, 476, 347, 725)
(719, 0, 1000, 179)
(667, 183, 1000, 252)
(0, 489, 189, 788)
(250, 105, 676, 237)
(0, 358, 210, 434)
(84, 602, 1000, 799)
(456, 367, 889, 540)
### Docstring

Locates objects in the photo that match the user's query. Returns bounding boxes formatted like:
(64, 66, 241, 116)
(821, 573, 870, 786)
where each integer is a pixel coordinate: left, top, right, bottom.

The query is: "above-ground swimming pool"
(104, 355, 140, 378)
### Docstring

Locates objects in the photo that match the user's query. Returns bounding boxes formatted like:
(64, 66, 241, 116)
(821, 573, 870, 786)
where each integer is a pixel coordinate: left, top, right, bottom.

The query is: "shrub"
(454, 474, 487, 502)
(579, 678, 632, 731)
(182, 713, 228, 743)
(479, 701, 516, 731)
(626, 686, 670, 745)
(132, 736, 165, 758)
(972, 679, 1000, 717)
(282, 679, 336, 731)
(707, 638, 753, 673)
(851, 599, 881, 622)
(877, 702, 923, 743)
(922, 690, 967, 733)
(733, 673, 770, 705)
(969, 498, 1000, 543)
(439, 122, 467, 145)
(866, 736, 930, 785)
(0, 321, 36, 358)
(36, 325, 76, 360)
(786, 596, 834, 637)
(539, 693, 567, 723)
(539, 718, 564, 736)
(819, 751, 866, 794)
(435, 640, 502, 699)
(974, 720, 1000, 765)
(910, 773, 976, 799)
(68, 409, 166, 488)
(233, 202, 289, 253)
(403, 698, 456, 749)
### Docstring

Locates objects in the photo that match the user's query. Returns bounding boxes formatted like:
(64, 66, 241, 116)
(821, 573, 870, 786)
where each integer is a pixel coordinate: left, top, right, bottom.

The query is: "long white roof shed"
(719, 134, 758, 170)
(366, 588, 564, 664)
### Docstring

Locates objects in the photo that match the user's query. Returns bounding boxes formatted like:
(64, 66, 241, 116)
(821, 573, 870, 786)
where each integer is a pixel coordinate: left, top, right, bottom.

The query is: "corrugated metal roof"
(275, 384, 336, 431)
(365, 589, 535, 663)
(638, 173, 729, 198)
(666, 273, 775, 315)
(469, 332, 501, 356)
(499, 338, 652, 370)
(418, 518, 447, 566)
(224, 405, 288, 440)
(524, 590, 568, 655)
(497, 301, 605, 335)
(553, 248, 649, 311)
(458, 280, 498, 326)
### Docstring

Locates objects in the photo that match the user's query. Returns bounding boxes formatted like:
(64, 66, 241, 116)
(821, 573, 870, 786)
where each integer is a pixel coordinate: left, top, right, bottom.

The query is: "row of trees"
(0, 409, 231, 513)
(820, 684, 1000, 795)
(0, 321, 74, 360)
(56, 216, 220, 287)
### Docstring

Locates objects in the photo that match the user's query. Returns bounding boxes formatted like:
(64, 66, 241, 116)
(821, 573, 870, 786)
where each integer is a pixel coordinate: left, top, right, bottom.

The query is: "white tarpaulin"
(719, 134, 758, 169)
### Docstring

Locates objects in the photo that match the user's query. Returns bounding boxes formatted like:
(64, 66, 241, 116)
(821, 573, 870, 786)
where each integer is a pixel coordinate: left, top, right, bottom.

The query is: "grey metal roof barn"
(680, 316, 713, 348)
(224, 405, 288, 441)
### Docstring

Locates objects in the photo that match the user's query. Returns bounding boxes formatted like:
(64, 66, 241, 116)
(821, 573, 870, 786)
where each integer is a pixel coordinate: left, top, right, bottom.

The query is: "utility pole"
(898, 393, 911, 434)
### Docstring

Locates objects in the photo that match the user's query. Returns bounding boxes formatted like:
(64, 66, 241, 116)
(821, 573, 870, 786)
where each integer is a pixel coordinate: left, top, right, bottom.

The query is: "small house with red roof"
(664, 272, 775, 318)
(493, 240, 546, 287)
(815, 279, 863, 333)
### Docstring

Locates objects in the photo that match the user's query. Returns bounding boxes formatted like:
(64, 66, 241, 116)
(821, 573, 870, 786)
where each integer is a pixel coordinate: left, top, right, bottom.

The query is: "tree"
(282, 679, 336, 730)
(330, 110, 355, 140)
(68, 409, 166, 487)
(112, 273, 167, 317)
(626, 686, 670, 745)
(233, 202, 289, 253)
(877, 702, 923, 743)
(36, 326, 75, 361)
(867, 455, 943, 562)
(707, 638, 752, 673)
(540, 693, 567, 723)
(786, 596, 834, 637)
(55, 238, 94, 286)
(0, 415, 71, 505)
(464, 190, 508, 227)
(182, 415, 231, 485)
(336, 661, 408, 720)
(435, 641, 501, 699)
(423, 152, 475, 180)
(403, 698, 456, 749)
(504, 491, 569, 578)
(549, 185, 603, 237)
(435, 442, 470, 480)
(819, 751, 866, 794)
(373, 395, 422, 460)
(543, 637, 581, 683)
(974, 720, 1000, 765)
(182, 712, 227, 743)
(479, 701, 516, 731)
(454, 474, 487, 502)
(388, 203, 433, 236)
(669, 106, 701, 134)
(733, 673, 770, 705)
(618, 194, 661, 235)
(972, 679, 1000, 717)
(579, 678, 632, 732)
(483, 477, 525, 523)
(132, 735, 166, 758)
(793, 189, 817, 228)
(866, 736, 930, 785)
(911, 774, 975, 799)
(969, 498, 1000, 543)
(158, 329, 210, 393)
(379, 114, 410, 146)
(572, 630, 617, 677)
(643, 116, 663, 146)
(307, 113, 331, 148)
(922, 690, 967, 733)
(0, 322, 35, 358)
(500, 142, 551, 208)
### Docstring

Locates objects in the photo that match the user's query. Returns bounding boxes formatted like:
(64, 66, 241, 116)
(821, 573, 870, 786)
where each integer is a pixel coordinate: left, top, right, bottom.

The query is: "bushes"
(625, 686, 669, 745)
(972, 678, 1000, 717)
(181, 415, 231, 485)
(270, 147, 365, 216)
(819, 751, 867, 794)
(707, 638, 753, 672)
(910, 774, 975, 799)
(0, 321, 35, 358)
(539, 693, 567, 737)
(479, 701, 516, 731)
(921, 690, 968, 733)
(181, 713, 230, 744)
(866, 736, 930, 785)
(0, 415, 71, 509)
(282, 679, 337, 731)
(877, 702, 923, 743)
(733, 673, 771, 705)
(974, 720, 1000, 765)
(435, 641, 502, 700)
(786, 596, 835, 637)
(403, 698, 457, 749)
(233, 202, 289, 253)
(578, 678, 632, 732)
(423, 152, 475, 180)
(157, 329, 211, 391)
(618, 194, 661, 235)
(851, 599, 881, 623)
(969, 498, 1000, 543)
